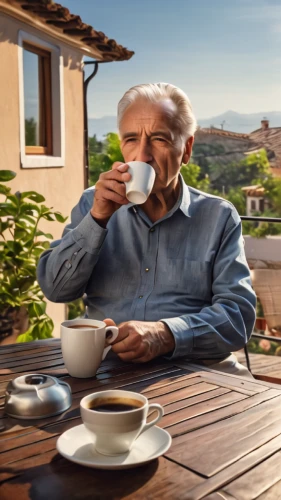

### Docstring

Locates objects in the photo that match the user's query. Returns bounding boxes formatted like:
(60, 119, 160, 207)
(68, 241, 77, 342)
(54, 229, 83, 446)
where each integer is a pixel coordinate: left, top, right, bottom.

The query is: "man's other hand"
(104, 319, 175, 363)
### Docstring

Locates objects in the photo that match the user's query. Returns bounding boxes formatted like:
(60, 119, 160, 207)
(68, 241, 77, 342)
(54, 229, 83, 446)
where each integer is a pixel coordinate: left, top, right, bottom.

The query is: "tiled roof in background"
(249, 128, 281, 168)
(196, 125, 281, 174)
(6, 0, 134, 61)
(241, 185, 265, 197)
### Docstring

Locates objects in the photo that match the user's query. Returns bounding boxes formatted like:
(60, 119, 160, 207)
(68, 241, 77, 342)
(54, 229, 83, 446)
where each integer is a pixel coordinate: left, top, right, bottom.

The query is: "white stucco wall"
(0, 13, 85, 337)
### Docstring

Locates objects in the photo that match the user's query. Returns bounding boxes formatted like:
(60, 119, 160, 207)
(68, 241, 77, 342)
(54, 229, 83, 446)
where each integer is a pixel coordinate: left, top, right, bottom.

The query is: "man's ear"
(182, 136, 194, 164)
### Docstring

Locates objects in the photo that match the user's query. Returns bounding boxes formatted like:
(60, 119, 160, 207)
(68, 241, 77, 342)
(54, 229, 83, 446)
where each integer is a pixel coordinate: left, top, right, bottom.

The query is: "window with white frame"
(18, 31, 65, 168)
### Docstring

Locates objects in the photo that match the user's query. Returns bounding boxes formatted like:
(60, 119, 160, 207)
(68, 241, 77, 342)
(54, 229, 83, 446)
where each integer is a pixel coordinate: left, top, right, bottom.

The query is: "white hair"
(117, 83, 197, 143)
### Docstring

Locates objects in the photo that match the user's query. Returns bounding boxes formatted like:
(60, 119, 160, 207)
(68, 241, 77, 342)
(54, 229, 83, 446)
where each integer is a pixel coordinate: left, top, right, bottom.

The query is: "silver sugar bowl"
(5, 374, 72, 419)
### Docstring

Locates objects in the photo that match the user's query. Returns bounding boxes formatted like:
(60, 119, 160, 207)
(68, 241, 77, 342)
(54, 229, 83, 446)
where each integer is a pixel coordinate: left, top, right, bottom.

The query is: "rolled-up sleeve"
(162, 211, 256, 360)
(37, 190, 107, 303)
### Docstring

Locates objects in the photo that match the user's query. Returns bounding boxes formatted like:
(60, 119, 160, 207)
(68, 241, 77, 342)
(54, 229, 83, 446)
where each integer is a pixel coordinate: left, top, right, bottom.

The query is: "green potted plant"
(0, 170, 67, 343)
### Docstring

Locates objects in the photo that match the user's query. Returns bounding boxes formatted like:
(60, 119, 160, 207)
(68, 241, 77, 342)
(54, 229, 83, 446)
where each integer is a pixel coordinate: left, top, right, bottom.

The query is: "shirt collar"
(127, 173, 191, 218)
(179, 174, 191, 218)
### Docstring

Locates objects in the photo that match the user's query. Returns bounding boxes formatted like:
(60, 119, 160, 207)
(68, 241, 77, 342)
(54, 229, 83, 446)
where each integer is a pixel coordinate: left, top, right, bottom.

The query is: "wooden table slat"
(167, 394, 281, 477)
(160, 391, 247, 430)
(175, 362, 270, 395)
(256, 480, 281, 500)
(0, 339, 60, 353)
(152, 387, 230, 414)
(0, 353, 65, 370)
(178, 434, 281, 500)
(166, 388, 281, 437)
(149, 382, 225, 407)
(0, 347, 62, 364)
(221, 450, 281, 500)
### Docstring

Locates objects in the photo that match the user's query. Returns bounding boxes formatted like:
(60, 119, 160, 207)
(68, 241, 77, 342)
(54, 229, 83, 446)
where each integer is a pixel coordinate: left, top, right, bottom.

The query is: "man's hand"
(104, 319, 175, 363)
(91, 162, 131, 226)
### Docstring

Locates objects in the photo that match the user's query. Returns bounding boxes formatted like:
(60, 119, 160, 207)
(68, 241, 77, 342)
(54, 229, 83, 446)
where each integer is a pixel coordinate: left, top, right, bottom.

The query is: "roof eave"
(0, 0, 134, 62)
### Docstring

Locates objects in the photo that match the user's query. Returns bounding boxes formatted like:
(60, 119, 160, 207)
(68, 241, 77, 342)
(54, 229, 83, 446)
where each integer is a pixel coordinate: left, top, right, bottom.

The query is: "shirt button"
(145, 268, 149, 272)
(65, 261, 72, 269)
(73, 251, 78, 256)
(149, 228, 155, 232)
(139, 295, 143, 299)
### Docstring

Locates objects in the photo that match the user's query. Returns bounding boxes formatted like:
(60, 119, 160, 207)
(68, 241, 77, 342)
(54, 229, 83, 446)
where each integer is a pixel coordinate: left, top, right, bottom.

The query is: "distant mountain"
(88, 111, 281, 139)
(197, 110, 281, 134)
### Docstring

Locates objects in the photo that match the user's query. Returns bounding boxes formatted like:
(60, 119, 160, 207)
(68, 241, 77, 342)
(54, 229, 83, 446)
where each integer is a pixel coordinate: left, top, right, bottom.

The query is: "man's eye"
(154, 137, 166, 142)
(126, 138, 136, 142)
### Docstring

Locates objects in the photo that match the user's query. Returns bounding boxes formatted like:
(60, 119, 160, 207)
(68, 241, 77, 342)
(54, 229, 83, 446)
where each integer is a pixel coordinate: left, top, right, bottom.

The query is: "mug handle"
(102, 326, 119, 360)
(139, 403, 164, 435)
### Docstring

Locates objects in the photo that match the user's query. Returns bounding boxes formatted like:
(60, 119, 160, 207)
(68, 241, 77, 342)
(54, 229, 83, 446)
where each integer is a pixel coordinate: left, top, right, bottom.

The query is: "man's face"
(119, 98, 193, 194)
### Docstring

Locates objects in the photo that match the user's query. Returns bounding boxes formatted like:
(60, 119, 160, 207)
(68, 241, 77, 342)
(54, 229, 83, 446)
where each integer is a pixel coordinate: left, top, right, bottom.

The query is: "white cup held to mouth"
(80, 389, 164, 456)
(60, 319, 118, 378)
(125, 161, 156, 204)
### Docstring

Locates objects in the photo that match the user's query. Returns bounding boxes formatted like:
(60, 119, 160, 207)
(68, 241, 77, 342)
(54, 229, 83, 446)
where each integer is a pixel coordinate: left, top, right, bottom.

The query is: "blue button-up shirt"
(37, 176, 256, 360)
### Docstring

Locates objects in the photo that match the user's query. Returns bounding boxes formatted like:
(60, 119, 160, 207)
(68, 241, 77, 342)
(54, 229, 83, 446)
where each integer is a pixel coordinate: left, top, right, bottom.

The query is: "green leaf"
(14, 228, 29, 240)
(21, 191, 45, 203)
(34, 301, 46, 317)
(37, 301, 47, 314)
(0, 203, 18, 216)
(40, 204, 53, 215)
(0, 220, 12, 233)
(0, 184, 11, 195)
(6, 194, 20, 207)
(0, 170, 16, 182)
(35, 230, 53, 239)
(42, 317, 54, 338)
(54, 212, 67, 223)
(31, 323, 41, 339)
(28, 301, 45, 318)
(42, 214, 55, 221)
(6, 241, 23, 254)
(16, 325, 35, 342)
(19, 202, 40, 215)
(33, 241, 50, 249)
(32, 247, 47, 257)
(17, 332, 34, 343)
(20, 214, 37, 224)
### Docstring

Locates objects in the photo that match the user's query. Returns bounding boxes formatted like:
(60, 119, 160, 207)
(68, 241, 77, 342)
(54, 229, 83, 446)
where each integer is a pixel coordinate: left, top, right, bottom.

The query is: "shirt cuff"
(161, 317, 194, 359)
(72, 211, 107, 255)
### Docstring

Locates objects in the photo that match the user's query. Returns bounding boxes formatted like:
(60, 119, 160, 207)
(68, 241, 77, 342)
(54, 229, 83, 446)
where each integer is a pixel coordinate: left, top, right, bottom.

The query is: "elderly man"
(37, 82, 256, 376)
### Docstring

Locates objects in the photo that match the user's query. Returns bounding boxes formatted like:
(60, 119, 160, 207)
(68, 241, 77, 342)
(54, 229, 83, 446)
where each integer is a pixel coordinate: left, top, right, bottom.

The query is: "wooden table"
(1, 340, 281, 500)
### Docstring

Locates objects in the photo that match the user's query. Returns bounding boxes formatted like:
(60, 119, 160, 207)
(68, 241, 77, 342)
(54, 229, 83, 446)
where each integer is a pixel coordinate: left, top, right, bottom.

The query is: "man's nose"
(134, 140, 153, 163)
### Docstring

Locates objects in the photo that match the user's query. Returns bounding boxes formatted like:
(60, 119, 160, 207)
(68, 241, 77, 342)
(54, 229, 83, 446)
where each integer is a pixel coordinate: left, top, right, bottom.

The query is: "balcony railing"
(241, 216, 281, 223)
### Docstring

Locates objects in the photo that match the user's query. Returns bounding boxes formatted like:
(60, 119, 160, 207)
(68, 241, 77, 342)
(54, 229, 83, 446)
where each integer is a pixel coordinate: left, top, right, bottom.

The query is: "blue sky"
(61, 0, 281, 119)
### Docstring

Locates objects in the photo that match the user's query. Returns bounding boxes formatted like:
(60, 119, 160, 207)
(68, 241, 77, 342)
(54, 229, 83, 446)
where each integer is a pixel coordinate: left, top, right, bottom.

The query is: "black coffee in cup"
(87, 397, 144, 413)
(68, 325, 99, 329)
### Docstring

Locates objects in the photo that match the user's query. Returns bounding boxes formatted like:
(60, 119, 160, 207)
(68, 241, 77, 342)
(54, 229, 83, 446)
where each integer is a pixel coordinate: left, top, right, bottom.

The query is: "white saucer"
(56, 424, 172, 470)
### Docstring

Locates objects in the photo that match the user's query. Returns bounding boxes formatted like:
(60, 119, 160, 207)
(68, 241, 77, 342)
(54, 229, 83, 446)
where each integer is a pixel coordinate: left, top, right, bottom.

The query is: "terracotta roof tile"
(12, 0, 134, 61)
(196, 127, 249, 140)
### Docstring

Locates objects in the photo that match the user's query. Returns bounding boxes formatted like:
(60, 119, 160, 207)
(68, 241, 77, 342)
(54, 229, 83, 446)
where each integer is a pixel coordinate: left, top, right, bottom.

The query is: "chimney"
(261, 118, 269, 130)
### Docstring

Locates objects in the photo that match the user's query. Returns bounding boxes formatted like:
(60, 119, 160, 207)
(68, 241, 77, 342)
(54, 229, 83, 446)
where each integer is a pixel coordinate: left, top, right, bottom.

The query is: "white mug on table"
(60, 319, 118, 378)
